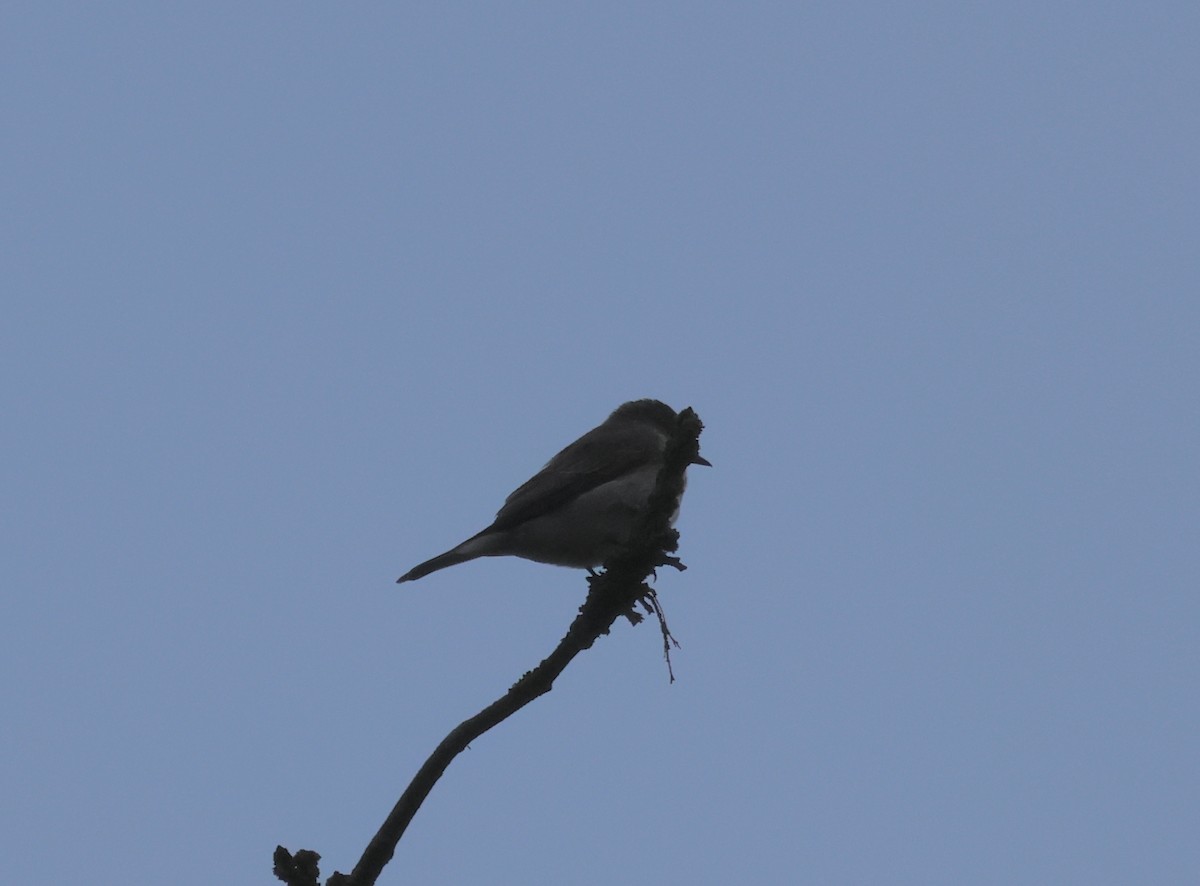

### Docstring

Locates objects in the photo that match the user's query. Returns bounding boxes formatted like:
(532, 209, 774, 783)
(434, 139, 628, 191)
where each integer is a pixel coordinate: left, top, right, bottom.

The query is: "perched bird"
(396, 399, 710, 583)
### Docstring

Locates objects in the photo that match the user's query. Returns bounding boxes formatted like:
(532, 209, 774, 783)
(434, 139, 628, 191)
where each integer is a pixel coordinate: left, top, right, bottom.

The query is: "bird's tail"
(396, 548, 476, 583)
(396, 530, 504, 584)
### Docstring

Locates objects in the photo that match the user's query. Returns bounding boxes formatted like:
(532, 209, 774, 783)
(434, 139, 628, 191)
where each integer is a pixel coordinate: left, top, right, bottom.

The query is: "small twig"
(640, 588, 681, 683)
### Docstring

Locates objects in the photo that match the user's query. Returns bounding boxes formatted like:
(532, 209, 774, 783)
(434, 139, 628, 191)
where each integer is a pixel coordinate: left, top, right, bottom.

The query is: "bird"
(396, 399, 710, 583)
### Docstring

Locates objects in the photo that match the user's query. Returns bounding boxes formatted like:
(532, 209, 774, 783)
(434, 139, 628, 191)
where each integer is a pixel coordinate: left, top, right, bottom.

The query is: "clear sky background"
(3, 4, 1197, 885)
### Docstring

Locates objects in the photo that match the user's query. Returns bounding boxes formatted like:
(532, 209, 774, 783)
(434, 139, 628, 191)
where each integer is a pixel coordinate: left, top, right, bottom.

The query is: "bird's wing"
(486, 424, 660, 532)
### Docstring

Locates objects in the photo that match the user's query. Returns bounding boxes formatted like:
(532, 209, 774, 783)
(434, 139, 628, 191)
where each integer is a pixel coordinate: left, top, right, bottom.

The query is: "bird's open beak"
(691, 454, 712, 467)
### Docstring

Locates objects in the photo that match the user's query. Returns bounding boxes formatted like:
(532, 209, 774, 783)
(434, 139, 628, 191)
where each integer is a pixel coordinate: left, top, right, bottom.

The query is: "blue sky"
(3, 4, 1197, 884)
